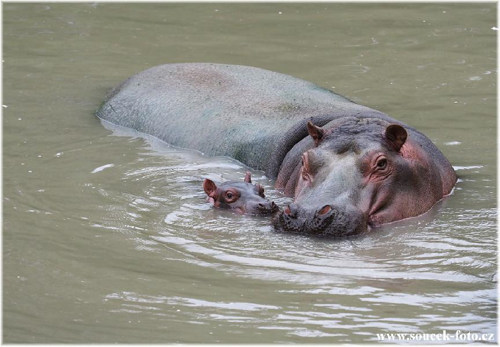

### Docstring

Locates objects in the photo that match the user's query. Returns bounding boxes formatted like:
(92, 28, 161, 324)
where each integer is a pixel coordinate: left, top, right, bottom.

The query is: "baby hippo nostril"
(271, 201, 279, 212)
(257, 203, 270, 210)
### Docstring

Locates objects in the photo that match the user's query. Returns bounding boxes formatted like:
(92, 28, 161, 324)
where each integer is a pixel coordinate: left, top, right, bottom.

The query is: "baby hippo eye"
(224, 189, 239, 202)
(377, 158, 387, 169)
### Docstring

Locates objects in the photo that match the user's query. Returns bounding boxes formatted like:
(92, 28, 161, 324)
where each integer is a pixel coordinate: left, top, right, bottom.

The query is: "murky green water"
(3, 3, 497, 343)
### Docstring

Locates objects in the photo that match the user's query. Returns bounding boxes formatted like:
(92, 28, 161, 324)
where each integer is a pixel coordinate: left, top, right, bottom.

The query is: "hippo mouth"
(272, 203, 367, 237)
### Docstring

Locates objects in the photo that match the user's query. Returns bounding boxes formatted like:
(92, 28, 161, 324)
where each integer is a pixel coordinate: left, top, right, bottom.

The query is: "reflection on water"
(3, 2, 497, 344)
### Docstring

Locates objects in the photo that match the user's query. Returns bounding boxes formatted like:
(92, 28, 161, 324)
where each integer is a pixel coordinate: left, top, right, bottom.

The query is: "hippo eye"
(224, 190, 239, 202)
(377, 158, 387, 169)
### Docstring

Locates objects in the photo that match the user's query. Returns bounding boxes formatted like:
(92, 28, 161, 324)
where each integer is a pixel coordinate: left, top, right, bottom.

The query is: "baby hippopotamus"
(203, 172, 279, 215)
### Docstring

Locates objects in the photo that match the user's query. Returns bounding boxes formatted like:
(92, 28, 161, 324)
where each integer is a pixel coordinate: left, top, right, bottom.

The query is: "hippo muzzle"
(272, 203, 367, 237)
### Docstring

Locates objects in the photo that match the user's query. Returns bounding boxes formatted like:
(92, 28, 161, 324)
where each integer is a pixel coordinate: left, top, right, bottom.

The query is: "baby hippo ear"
(244, 171, 252, 183)
(255, 183, 265, 198)
(203, 179, 218, 197)
(307, 121, 325, 146)
(385, 124, 407, 152)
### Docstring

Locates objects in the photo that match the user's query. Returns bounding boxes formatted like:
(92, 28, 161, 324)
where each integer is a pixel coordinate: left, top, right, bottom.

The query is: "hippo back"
(97, 63, 385, 173)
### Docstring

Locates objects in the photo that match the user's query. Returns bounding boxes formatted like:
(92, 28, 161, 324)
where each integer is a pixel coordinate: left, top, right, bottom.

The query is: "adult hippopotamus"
(96, 63, 457, 237)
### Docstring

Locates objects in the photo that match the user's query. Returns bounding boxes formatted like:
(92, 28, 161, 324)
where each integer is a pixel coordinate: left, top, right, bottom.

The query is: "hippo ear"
(244, 171, 252, 183)
(385, 124, 407, 152)
(255, 183, 265, 198)
(203, 179, 218, 198)
(307, 121, 325, 146)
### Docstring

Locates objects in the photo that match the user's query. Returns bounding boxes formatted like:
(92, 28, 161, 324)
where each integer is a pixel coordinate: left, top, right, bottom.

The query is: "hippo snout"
(249, 201, 280, 215)
(272, 203, 366, 237)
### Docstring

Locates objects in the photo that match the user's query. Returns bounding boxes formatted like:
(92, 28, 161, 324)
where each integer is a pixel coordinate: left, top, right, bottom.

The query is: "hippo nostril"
(258, 203, 265, 209)
(271, 201, 279, 211)
(284, 204, 298, 218)
(317, 205, 333, 216)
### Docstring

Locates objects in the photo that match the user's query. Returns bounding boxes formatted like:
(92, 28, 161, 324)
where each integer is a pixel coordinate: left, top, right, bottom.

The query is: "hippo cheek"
(365, 177, 417, 227)
(362, 183, 392, 227)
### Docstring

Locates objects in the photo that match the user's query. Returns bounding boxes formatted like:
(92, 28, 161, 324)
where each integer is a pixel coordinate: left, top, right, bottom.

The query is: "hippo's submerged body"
(97, 63, 456, 237)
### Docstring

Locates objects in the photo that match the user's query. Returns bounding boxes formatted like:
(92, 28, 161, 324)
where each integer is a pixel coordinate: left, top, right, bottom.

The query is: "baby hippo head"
(203, 172, 279, 215)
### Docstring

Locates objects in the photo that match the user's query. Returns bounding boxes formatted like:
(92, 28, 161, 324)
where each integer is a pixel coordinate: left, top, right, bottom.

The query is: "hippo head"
(204, 172, 279, 215)
(273, 117, 445, 237)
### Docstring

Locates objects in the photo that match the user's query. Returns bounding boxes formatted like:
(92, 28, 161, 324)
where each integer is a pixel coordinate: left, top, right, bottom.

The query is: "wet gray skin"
(204, 172, 279, 215)
(272, 118, 456, 237)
